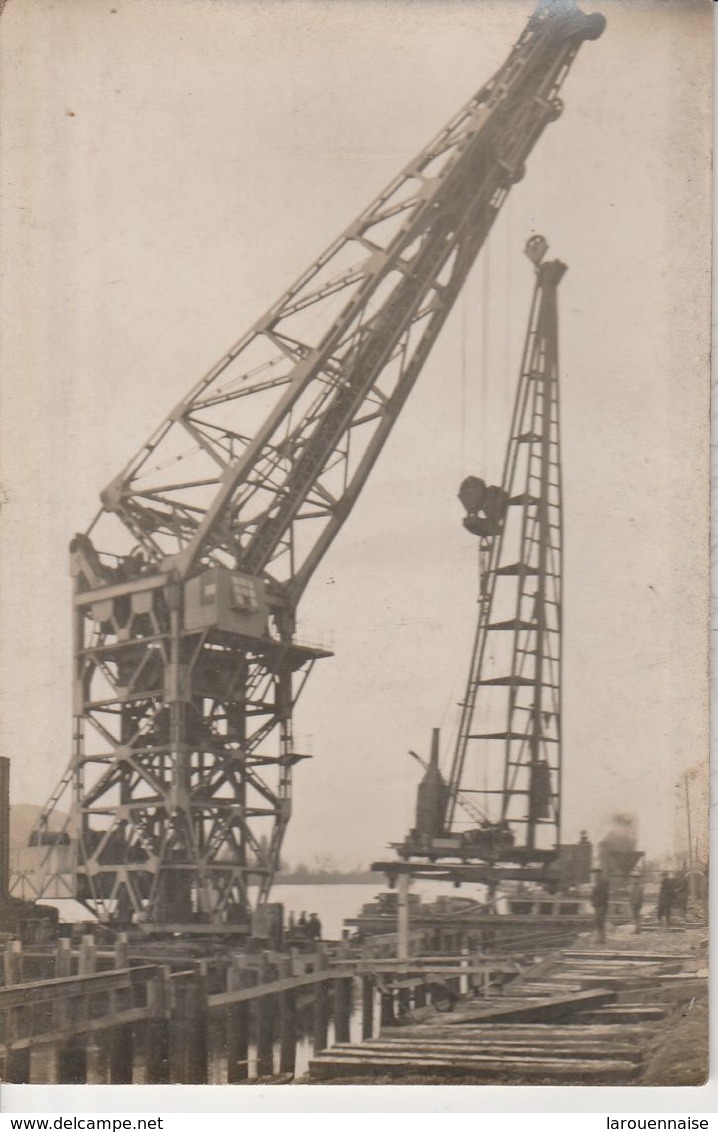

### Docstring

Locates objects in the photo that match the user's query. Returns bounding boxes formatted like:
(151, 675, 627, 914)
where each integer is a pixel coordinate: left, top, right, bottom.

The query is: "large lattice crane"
(400, 235, 566, 869)
(36, 1, 603, 931)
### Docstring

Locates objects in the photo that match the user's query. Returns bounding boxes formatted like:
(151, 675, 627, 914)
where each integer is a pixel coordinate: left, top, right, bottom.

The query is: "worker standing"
(590, 868, 610, 943)
(657, 873, 674, 928)
(673, 873, 688, 919)
(628, 873, 644, 934)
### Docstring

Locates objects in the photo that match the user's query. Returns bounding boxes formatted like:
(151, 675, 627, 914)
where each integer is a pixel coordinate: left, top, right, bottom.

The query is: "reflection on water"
(206, 987, 375, 1083)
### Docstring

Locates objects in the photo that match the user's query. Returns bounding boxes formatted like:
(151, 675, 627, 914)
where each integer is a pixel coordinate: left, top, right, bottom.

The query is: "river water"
(40, 879, 486, 938)
(262, 878, 487, 939)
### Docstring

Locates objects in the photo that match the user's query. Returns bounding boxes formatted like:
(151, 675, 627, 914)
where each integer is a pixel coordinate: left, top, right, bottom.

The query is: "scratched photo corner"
(0, 0, 710, 1091)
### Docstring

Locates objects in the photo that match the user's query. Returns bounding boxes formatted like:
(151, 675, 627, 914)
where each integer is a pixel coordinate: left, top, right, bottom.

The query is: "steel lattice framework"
(35, 0, 603, 930)
(446, 238, 566, 856)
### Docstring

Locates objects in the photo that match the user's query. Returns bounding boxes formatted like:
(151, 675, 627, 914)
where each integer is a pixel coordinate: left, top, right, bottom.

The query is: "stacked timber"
(308, 940, 699, 1084)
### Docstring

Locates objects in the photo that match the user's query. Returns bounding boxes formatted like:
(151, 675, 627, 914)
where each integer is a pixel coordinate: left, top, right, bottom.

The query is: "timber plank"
(429, 987, 617, 1025)
(400, 1023, 652, 1040)
(579, 1005, 667, 1023)
(308, 1051, 639, 1083)
(561, 951, 688, 963)
(328, 1039, 642, 1063)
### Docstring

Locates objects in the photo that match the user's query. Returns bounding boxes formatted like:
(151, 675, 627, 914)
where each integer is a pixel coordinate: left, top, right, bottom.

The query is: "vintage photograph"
(0, 0, 710, 1090)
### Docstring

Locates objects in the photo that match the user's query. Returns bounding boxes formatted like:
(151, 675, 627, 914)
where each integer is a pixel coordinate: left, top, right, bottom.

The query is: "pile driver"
(398, 236, 567, 875)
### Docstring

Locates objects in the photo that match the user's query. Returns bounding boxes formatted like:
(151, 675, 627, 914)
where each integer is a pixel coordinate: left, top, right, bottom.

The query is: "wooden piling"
(85, 1037, 109, 1085)
(114, 932, 129, 969)
(169, 984, 190, 1083)
(51, 982, 69, 1067)
(165, 971, 208, 1084)
(32, 1042, 60, 1084)
(278, 989, 296, 1076)
(226, 1002, 250, 1083)
(397, 987, 411, 1020)
(312, 980, 328, 1053)
(4, 1046, 31, 1083)
(142, 967, 171, 1085)
(255, 994, 275, 1077)
(204, 1011, 226, 1086)
(108, 1023, 133, 1084)
(361, 977, 374, 1040)
(334, 978, 352, 1044)
(396, 873, 410, 960)
(4, 940, 22, 986)
(3, 994, 28, 1082)
(55, 937, 72, 978)
(414, 983, 427, 1009)
(78, 934, 96, 977)
(183, 971, 208, 1084)
(225, 967, 249, 1083)
(58, 1037, 87, 1084)
(380, 988, 395, 1027)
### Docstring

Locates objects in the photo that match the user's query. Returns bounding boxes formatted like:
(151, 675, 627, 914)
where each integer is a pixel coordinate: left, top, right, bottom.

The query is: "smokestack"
(599, 813, 642, 880)
(414, 728, 448, 838)
(602, 813, 638, 851)
(429, 728, 440, 768)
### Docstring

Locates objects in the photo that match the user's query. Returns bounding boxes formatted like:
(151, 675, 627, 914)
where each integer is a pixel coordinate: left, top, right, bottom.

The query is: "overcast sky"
(0, 0, 710, 868)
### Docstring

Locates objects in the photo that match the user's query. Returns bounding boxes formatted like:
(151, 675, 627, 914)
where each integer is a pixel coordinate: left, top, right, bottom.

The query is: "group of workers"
(590, 868, 690, 942)
(287, 910, 322, 941)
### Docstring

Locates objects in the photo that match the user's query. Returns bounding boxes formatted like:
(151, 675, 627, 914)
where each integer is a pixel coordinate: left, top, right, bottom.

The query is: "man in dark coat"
(628, 873, 644, 934)
(591, 868, 610, 943)
(673, 873, 688, 919)
(657, 872, 674, 928)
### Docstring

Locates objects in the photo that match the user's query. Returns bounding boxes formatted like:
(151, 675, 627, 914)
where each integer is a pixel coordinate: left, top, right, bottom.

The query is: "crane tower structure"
(399, 236, 566, 872)
(36, 1, 604, 931)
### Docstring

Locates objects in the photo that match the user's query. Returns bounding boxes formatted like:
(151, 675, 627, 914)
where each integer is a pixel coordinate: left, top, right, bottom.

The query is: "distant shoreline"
(274, 873, 381, 885)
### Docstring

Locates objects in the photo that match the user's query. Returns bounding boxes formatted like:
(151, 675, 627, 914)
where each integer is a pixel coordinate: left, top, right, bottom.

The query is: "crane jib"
(100, 6, 603, 586)
(234, 44, 586, 582)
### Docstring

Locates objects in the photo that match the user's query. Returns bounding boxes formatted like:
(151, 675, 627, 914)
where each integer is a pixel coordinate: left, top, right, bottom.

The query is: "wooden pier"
(0, 935, 526, 1084)
(0, 926, 705, 1085)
